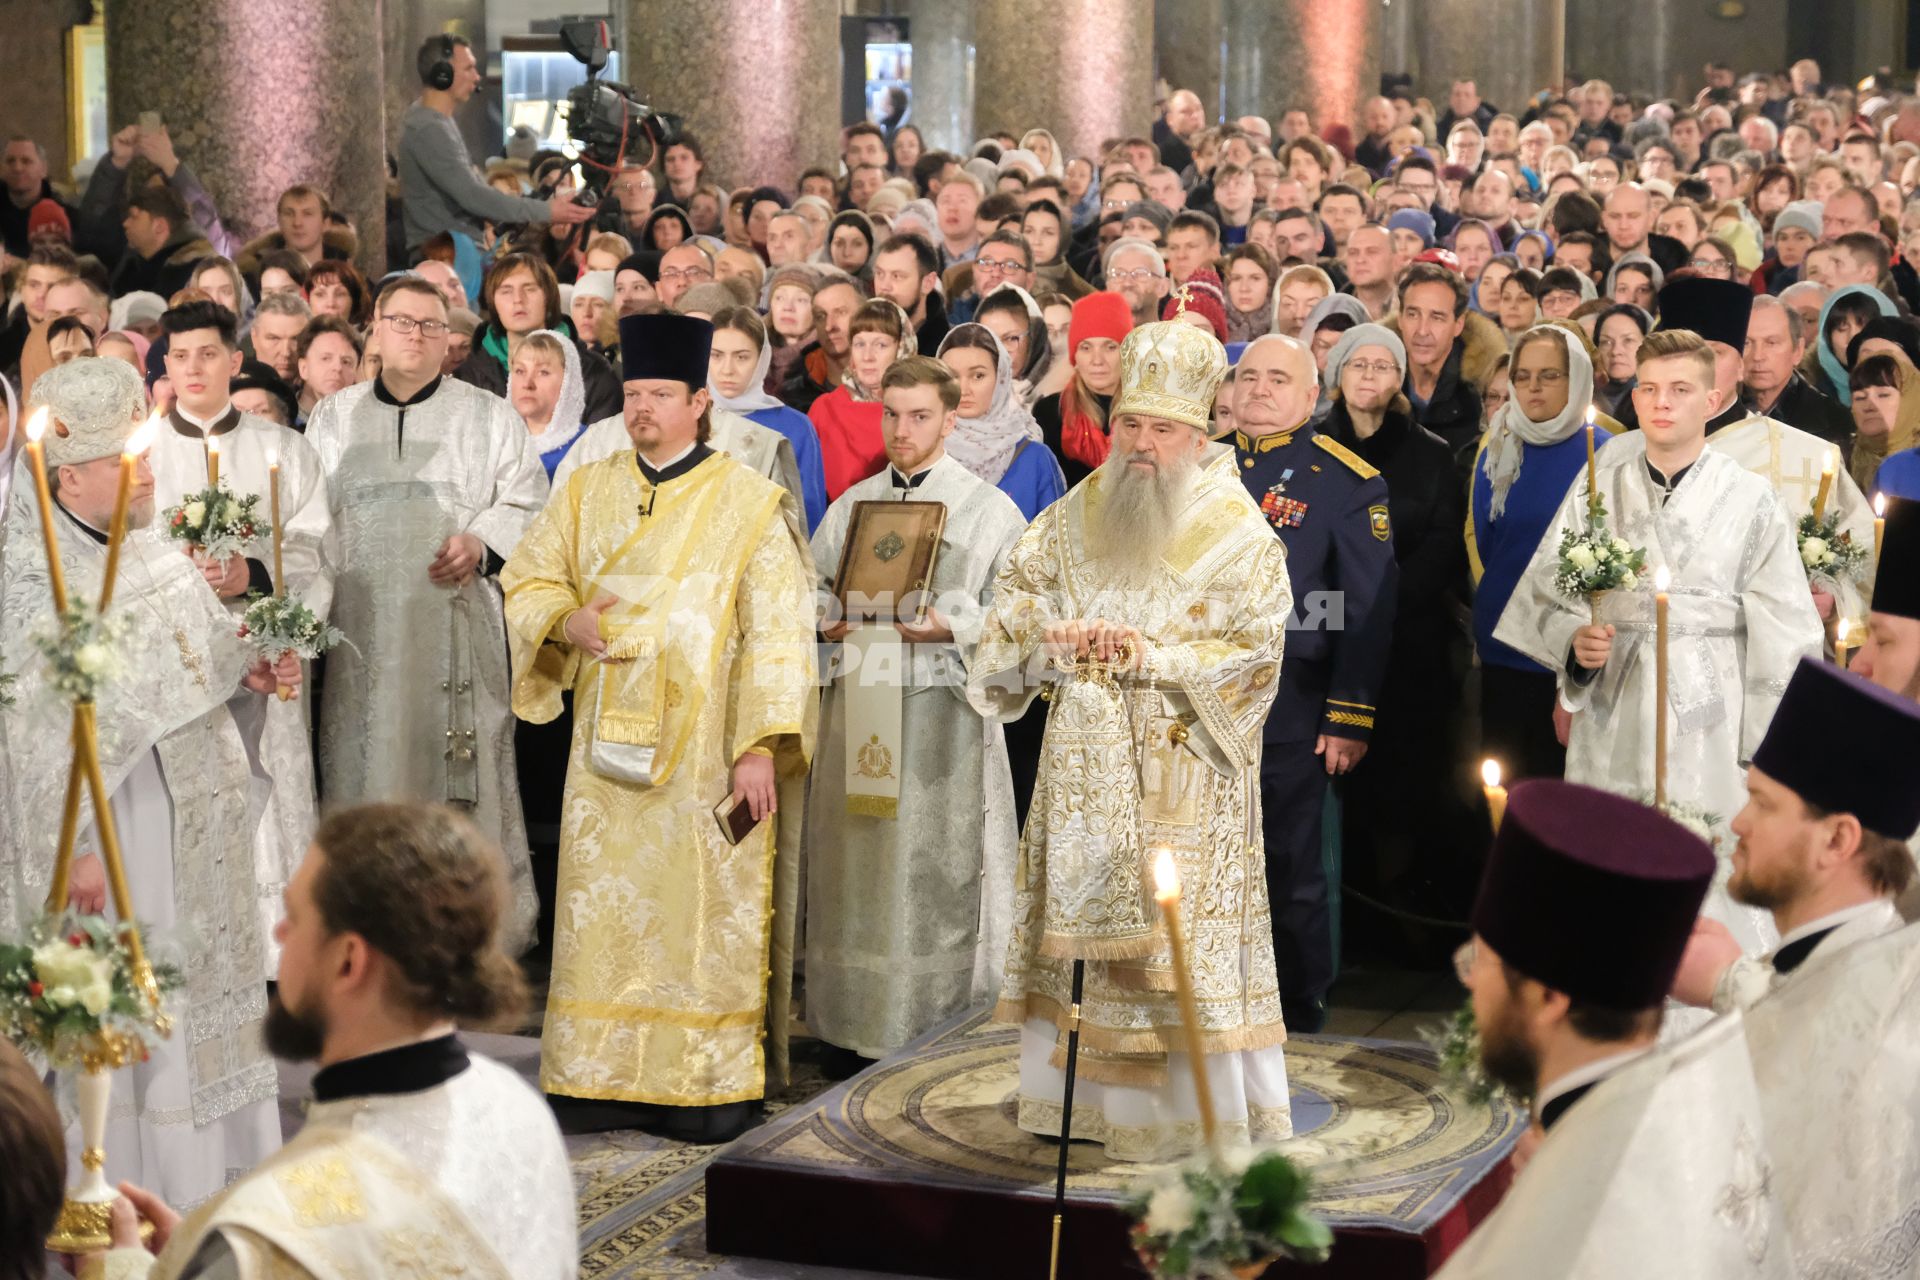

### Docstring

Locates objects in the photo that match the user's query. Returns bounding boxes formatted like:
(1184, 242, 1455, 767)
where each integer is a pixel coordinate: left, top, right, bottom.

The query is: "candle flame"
(1822, 450, 1836, 478)
(24, 406, 47, 443)
(124, 414, 159, 457)
(1836, 618, 1852, 648)
(206, 433, 221, 455)
(1480, 758, 1502, 789)
(266, 447, 278, 468)
(1152, 848, 1180, 901)
(1876, 492, 1888, 518)
(1654, 565, 1671, 592)
(1585, 404, 1596, 427)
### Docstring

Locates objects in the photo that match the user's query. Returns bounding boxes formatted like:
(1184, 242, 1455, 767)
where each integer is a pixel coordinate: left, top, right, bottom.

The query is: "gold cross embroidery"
(276, 1154, 367, 1227)
(172, 629, 209, 691)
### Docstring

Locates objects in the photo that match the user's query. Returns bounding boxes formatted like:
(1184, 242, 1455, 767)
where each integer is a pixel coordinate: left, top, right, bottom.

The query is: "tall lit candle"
(1151, 849, 1218, 1154)
(1875, 492, 1887, 564)
(1835, 618, 1854, 670)
(1811, 450, 1835, 521)
(1480, 759, 1507, 833)
(1584, 404, 1598, 518)
(22, 409, 69, 613)
(1654, 565, 1671, 810)
(205, 431, 220, 488)
(100, 416, 159, 613)
(266, 448, 283, 597)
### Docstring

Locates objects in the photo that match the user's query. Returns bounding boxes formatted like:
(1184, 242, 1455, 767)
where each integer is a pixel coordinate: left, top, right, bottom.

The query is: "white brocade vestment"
(150, 409, 334, 976)
(1434, 1015, 1796, 1279)
(805, 455, 1028, 1058)
(0, 481, 281, 1207)
(302, 1050, 577, 1280)
(305, 378, 543, 949)
(967, 447, 1295, 1162)
(1494, 435, 1823, 974)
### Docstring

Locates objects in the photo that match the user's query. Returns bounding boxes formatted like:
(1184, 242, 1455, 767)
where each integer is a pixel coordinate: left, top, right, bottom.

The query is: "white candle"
(1480, 759, 1507, 832)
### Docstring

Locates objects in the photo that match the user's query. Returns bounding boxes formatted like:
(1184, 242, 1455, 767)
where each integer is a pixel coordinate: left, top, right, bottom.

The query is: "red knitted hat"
(1163, 267, 1228, 340)
(1067, 291, 1133, 364)
(27, 199, 71, 241)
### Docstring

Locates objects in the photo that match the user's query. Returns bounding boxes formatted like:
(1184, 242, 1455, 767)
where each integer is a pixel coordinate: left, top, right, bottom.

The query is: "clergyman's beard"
(1726, 831, 1813, 911)
(1094, 444, 1198, 585)
(126, 497, 155, 530)
(263, 987, 328, 1062)
(1477, 992, 1539, 1100)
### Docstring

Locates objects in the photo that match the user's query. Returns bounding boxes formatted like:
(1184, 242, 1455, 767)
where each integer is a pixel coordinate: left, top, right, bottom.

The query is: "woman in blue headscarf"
(1806, 284, 1897, 402)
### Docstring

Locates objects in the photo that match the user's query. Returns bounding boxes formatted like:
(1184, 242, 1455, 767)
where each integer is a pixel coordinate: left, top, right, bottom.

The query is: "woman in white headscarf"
(1468, 322, 1620, 781)
(935, 322, 1066, 521)
(1018, 128, 1067, 180)
(507, 328, 588, 478)
(708, 305, 828, 531)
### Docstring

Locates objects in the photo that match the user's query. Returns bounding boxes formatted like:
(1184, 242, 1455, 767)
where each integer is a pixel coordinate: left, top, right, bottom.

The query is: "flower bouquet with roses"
(1552, 492, 1647, 603)
(1794, 510, 1868, 590)
(161, 482, 262, 562)
(0, 914, 181, 1070)
(1128, 1146, 1332, 1278)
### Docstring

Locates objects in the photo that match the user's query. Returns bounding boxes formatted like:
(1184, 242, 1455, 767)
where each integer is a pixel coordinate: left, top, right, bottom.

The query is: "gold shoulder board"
(1312, 434, 1379, 480)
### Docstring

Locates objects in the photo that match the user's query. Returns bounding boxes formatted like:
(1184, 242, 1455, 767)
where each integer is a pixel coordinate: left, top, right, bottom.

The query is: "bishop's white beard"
(1092, 441, 1199, 589)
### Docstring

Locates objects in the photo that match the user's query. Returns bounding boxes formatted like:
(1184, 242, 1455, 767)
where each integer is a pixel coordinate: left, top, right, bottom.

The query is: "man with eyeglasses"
(656, 242, 716, 310)
(601, 166, 658, 237)
(949, 229, 1034, 325)
(1101, 237, 1172, 327)
(307, 275, 549, 940)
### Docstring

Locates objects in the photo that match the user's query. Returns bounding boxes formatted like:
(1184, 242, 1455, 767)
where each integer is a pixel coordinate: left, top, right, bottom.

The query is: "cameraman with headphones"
(397, 33, 592, 276)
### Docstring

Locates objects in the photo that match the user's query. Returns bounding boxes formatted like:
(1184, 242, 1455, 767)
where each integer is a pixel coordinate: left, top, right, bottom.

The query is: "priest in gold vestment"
(967, 313, 1296, 1161)
(502, 314, 817, 1142)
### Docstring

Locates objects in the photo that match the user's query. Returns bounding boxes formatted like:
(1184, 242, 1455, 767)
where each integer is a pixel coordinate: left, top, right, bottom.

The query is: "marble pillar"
(974, 0, 1153, 162)
(1154, 0, 1224, 125)
(1412, 0, 1560, 120)
(908, 0, 975, 154)
(382, 0, 489, 169)
(623, 0, 838, 193)
(1221, 0, 1378, 133)
(104, 0, 387, 276)
(1565, 0, 1785, 101)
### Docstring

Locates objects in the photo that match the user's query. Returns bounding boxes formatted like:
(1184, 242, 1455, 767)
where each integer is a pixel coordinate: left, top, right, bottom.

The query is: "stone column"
(104, 0, 387, 276)
(1222, 0, 1378, 133)
(1412, 0, 1560, 123)
(623, 0, 839, 193)
(909, 0, 975, 154)
(382, 0, 489, 169)
(1154, 0, 1224, 125)
(974, 0, 1153, 163)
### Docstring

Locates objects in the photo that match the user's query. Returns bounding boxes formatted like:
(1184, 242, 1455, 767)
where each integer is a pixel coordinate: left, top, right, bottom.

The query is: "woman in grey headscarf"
(1297, 294, 1371, 420)
(935, 323, 1066, 521)
(975, 283, 1054, 408)
(1602, 252, 1664, 316)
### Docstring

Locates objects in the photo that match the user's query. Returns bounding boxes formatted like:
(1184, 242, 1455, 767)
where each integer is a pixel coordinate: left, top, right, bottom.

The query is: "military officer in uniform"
(1231, 334, 1398, 1031)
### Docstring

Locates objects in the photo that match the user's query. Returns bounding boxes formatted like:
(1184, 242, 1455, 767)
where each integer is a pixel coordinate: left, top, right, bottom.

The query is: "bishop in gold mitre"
(966, 308, 1296, 1161)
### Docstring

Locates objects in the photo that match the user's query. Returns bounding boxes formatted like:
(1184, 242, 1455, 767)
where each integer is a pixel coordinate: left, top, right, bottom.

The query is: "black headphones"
(418, 34, 457, 91)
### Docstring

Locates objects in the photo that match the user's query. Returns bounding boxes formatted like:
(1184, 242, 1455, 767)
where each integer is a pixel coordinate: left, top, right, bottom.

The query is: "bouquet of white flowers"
(1552, 493, 1647, 602)
(1128, 1147, 1332, 1278)
(32, 597, 129, 703)
(161, 482, 263, 562)
(239, 594, 348, 701)
(1795, 510, 1868, 588)
(0, 914, 181, 1070)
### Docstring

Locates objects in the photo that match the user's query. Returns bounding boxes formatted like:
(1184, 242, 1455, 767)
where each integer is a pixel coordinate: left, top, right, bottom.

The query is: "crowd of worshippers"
(6, 42, 1920, 1254)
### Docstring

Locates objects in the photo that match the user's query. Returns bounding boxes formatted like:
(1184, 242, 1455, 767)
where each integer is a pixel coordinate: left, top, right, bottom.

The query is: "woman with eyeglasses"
(1319, 323, 1468, 910)
(1591, 303, 1652, 416)
(1468, 324, 1624, 781)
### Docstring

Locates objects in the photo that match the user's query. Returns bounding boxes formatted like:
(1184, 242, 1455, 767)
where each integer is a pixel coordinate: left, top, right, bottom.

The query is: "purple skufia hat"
(1471, 779, 1715, 1009)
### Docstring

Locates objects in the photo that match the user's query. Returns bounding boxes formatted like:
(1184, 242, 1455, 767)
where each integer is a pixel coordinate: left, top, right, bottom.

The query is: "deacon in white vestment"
(151, 301, 334, 975)
(1668, 660, 1917, 1019)
(305, 279, 543, 950)
(82, 804, 576, 1280)
(1443, 780, 1794, 1280)
(968, 318, 1294, 1161)
(553, 408, 808, 535)
(0, 359, 282, 1209)
(1495, 334, 1822, 962)
(1653, 279, 1876, 644)
(806, 361, 1027, 1060)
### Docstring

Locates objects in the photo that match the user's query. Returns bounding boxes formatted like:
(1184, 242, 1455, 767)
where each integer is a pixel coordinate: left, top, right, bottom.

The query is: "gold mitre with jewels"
(1111, 294, 1230, 430)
